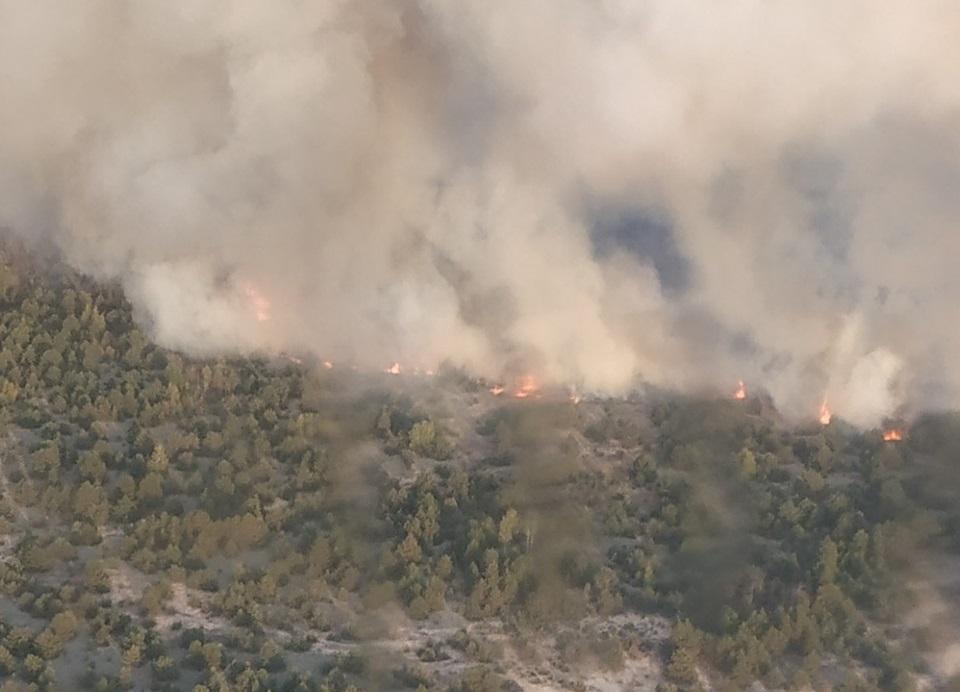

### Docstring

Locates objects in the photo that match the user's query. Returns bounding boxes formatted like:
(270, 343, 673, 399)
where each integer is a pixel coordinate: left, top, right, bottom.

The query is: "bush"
(408, 420, 453, 460)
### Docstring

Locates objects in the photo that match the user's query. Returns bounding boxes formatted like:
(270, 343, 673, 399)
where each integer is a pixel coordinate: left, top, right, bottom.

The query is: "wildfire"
(385, 362, 402, 375)
(883, 429, 904, 442)
(243, 285, 271, 323)
(322, 361, 334, 370)
(513, 375, 539, 399)
(489, 384, 505, 396)
(819, 400, 833, 426)
(734, 380, 747, 400)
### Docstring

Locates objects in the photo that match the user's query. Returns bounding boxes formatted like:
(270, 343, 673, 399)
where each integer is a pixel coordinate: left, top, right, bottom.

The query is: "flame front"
(819, 400, 833, 426)
(513, 375, 539, 399)
(386, 362, 401, 375)
(322, 361, 334, 370)
(243, 285, 271, 323)
(883, 429, 904, 442)
(734, 380, 747, 400)
(489, 384, 505, 396)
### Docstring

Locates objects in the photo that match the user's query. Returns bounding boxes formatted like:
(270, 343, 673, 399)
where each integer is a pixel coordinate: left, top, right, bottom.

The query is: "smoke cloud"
(2, 1, 959, 425)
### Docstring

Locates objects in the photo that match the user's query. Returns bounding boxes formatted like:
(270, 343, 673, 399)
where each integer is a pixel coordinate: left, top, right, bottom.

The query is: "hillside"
(1, 248, 959, 691)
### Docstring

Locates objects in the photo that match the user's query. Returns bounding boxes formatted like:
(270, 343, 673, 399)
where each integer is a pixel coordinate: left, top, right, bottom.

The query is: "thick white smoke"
(2, 0, 959, 425)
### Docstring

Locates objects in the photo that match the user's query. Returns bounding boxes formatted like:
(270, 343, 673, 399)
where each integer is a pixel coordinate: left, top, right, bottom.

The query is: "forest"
(1, 242, 959, 691)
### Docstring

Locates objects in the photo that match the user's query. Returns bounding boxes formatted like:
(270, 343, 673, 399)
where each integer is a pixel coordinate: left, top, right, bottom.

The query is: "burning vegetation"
(819, 399, 833, 426)
(242, 284, 271, 323)
(513, 375, 539, 399)
(734, 380, 748, 400)
(879, 417, 907, 442)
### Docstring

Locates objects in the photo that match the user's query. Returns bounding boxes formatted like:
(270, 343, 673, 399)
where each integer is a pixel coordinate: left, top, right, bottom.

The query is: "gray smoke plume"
(2, 0, 959, 426)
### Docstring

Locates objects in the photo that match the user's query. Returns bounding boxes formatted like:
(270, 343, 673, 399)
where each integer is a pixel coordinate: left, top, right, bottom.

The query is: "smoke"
(2, 1, 959, 425)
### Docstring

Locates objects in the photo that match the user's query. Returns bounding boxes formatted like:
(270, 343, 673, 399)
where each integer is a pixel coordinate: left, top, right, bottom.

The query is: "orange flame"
(322, 361, 334, 370)
(734, 380, 747, 400)
(243, 285, 271, 323)
(514, 375, 539, 399)
(386, 362, 401, 375)
(883, 429, 904, 442)
(819, 400, 833, 426)
(489, 384, 505, 396)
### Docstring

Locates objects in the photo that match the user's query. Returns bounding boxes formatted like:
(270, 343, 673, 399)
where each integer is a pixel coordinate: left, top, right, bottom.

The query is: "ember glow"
(734, 380, 747, 400)
(513, 376, 539, 399)
(243, 285, 271, 323)
(385, 362, 401, 375)
(883, 429, 904, 442)
(322, 361, 334, 370)
(819, 400, 833, 426)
